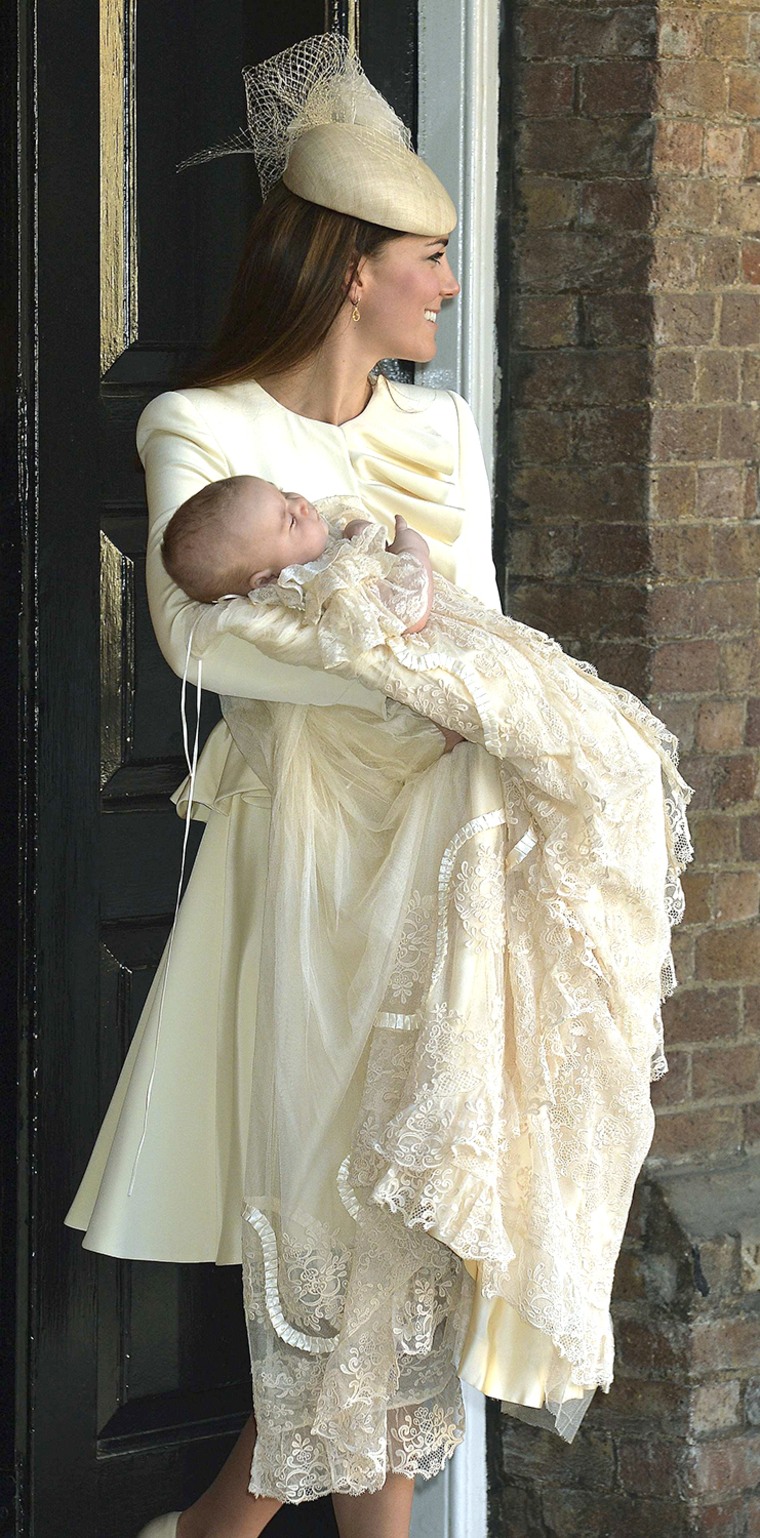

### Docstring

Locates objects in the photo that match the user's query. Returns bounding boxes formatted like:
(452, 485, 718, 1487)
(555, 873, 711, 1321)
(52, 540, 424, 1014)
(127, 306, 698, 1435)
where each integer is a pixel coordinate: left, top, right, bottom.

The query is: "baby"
(161, 474, 433, 633)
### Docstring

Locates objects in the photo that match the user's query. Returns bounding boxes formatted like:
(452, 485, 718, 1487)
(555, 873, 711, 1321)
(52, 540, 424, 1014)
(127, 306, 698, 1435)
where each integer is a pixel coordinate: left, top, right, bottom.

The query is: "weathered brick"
(508, 523, 577, 578)
(691, 1430, 760, 1495)
(653, 349, 696, 404)
(650, 693, 697, 748)
(577, 637, 650, 693)
(510, 409, 574, 465)
(712, 525, 760, 579)
(511, 579, 647, 640)
(704, 126, 746, 180)
(651, 524, 711, 579)
(650, 1105, 743, 1160)
(579, 60, 656, 115)
(704, 12, 749, 59)
(519, 117, 654, 177)
(580, 178, 655, 231)
(517, 6, 657, 61)
(729, 68, 760, 121)
(653, 294, 716, 346)
(749, 127, 760, 178)
(653, 120, 703, 175)
(720, 183, 760, 234)
(515, 175, 579, 231)
(696, 925, 760, 983)
(721, 637, 760, 693)
(720, 405, 760, 460)
(690, 1381, 743, 1435)
(696, 349, 741, 403)
(714, 872, 760, 923)
(690, 812, 739, 866)
(747, 1104, 760, 1147)
(651, 406, 721, 462)
(574, 406, 650, 463)
(617, 1435, 693, 1498)
(615, 1315, 690, 1377)
(694, 583, 758, 638)
(658, 178, 719, 234)
(651, 465, 697, 520)
(692, 1042, 760, 1100)
(742, 241, 760, 285)
(498, 1419, 615, 1491)
(720, 294, 760, 346)
(515, 295, 579, 348)
(696, 465, 745, 520)
(696, 700, 747, 752)
(541, 1490, 689, 1538)
(714, 753, 759, 808)
(651, 640, 720, 692)
(741, 813, 760, 862)
(680, 871, 713, 923)
(742, 352, 760, 402)
(677, 750, 714, 807)
(519, 231, 651, 292)
(664, 985, 740, 1044)
(747, 699, 760, 747)
(582, 292, 653, 346)
(576, 523, 650, 577)
(651, 239, 701, 291)
(701, 236, 741, 289)
(516, 61, 575, 117)
(660, 61, 727, 119)
(659, 10, 703, 59)
(746, 984, 760, 1035)
(512, 465, 648, 520)
(513, 348, 649, 407)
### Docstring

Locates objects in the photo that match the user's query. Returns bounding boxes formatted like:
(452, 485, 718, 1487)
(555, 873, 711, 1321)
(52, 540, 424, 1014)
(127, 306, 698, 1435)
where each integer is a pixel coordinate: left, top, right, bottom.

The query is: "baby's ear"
(249, 570, 277, 590)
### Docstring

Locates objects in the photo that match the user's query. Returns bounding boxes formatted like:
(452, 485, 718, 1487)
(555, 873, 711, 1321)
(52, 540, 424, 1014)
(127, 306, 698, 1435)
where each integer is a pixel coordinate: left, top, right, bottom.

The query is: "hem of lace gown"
(359, 1153, 615, 1397)
(247, 1384, 467, 1503)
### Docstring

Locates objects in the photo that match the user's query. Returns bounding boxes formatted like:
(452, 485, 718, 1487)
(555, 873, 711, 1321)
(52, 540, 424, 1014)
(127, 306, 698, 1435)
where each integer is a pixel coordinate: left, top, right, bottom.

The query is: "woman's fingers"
(438, 725, 465, 753)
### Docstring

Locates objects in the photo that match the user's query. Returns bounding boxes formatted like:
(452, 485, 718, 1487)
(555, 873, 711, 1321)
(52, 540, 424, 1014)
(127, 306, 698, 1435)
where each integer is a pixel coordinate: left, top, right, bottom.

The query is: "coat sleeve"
(450, 392, 502, 613)
(137, 389, 388, 713)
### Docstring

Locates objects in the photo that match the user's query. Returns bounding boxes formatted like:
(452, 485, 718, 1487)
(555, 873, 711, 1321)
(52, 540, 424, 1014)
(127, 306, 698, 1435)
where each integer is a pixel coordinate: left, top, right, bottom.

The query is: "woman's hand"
(437, 725, 465, 753)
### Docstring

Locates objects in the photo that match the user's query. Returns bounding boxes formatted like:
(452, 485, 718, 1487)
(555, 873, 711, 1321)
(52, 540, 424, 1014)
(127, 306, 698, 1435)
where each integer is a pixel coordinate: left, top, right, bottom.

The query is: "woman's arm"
(138, 390, 388, 714)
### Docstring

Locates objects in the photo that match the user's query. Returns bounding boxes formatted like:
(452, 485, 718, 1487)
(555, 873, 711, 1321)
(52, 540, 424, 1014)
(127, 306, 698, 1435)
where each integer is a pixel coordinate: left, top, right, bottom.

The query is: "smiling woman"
(65, 32, 501, 1538)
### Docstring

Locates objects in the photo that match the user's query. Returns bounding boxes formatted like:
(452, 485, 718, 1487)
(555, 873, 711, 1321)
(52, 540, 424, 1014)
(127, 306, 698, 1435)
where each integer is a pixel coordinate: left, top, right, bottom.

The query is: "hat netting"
(179, 33, 413, 196)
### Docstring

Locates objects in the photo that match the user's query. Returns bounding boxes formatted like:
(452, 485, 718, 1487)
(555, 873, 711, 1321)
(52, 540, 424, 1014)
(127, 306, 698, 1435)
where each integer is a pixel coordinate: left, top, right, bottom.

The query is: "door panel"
(18, 3, 418, 1535)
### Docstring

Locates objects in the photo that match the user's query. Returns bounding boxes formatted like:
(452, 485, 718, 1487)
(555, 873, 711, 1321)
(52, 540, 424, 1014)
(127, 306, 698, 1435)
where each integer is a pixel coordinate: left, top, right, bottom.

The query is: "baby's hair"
(161, 478, 256, 602)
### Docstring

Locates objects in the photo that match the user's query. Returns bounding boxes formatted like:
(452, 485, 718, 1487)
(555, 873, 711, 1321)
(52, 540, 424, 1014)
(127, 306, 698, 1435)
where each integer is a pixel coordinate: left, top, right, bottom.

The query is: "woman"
(67, 34, 502, 1538)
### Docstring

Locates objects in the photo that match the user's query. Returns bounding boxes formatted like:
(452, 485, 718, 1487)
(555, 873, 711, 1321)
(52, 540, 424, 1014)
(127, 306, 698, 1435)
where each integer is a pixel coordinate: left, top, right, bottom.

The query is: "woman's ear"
(344, 254, 367, 305)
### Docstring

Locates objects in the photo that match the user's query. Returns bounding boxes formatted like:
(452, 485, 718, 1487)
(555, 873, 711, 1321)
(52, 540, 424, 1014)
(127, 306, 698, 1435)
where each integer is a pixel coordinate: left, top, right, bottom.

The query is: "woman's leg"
(331, 1474, 415, 1538)
(177, 1416, 281, 1538)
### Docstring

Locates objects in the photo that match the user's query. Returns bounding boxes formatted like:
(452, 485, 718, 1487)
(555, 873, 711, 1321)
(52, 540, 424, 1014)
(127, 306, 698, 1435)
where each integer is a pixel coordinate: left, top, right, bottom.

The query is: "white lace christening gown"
(189, 505, 692, 1500)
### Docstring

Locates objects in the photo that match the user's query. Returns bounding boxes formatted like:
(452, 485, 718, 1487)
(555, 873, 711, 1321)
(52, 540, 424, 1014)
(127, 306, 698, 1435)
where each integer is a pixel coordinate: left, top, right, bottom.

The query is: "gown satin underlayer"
(66, 375, 691, 1503)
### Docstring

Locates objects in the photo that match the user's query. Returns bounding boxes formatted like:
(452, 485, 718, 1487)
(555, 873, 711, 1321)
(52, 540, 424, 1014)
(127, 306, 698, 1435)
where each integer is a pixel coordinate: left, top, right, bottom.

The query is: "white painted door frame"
(412, 2, 500, 1535)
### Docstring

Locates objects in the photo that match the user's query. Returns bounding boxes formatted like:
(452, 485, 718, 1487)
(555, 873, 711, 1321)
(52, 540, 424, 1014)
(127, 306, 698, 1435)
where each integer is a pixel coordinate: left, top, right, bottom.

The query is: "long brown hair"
(189, 183, 400, 388)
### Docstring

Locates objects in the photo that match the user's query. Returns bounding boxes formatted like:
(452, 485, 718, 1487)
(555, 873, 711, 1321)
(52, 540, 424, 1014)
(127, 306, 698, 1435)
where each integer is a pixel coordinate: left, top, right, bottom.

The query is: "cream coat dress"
(66, 375, 506, 1499)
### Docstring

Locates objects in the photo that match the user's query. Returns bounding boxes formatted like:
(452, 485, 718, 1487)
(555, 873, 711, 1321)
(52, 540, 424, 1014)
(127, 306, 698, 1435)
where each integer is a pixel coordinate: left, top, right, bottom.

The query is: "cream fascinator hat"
(181, 33, 456, 237)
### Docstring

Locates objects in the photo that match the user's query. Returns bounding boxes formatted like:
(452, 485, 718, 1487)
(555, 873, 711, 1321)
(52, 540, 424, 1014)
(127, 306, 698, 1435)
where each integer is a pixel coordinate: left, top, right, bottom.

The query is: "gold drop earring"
(351, 295, 361, 323)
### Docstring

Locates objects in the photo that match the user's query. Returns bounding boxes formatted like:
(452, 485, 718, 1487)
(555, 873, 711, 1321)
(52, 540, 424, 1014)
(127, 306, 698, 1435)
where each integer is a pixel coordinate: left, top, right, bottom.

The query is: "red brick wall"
(490, 0, 760, 1527)
(496, 0, 760, 1170)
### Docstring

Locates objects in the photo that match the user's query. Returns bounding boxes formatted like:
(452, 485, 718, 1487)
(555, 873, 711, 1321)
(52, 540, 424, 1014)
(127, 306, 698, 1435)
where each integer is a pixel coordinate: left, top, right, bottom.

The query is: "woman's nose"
(441, 257, 460, 299)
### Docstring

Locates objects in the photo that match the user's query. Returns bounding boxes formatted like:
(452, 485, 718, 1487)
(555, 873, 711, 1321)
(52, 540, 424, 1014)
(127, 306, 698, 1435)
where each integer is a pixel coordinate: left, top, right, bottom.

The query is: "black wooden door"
(9, 4, 418, 1537)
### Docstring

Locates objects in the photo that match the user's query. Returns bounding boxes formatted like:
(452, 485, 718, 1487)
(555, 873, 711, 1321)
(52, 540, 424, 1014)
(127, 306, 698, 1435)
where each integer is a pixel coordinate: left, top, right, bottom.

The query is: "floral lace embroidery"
(453, 845, 508, 951)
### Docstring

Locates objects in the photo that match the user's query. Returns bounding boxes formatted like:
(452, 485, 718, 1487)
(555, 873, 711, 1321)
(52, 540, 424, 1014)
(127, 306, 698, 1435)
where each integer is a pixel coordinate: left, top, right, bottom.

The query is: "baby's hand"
(386, 516, 430, 560)
(342, 518, 372, 541)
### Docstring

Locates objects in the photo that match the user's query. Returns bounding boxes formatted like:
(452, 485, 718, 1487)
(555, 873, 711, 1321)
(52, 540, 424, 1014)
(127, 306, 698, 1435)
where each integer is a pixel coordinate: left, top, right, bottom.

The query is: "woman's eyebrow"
(425, 237, 449, 247)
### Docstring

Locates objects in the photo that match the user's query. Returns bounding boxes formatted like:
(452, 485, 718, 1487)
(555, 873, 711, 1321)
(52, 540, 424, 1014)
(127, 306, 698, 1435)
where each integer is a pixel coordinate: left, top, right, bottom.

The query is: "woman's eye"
(430, 252, 443, 264)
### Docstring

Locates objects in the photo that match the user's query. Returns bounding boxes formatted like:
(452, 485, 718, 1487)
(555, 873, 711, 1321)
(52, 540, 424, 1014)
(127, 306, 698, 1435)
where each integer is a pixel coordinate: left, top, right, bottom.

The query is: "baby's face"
(233, 477, 329, 585)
